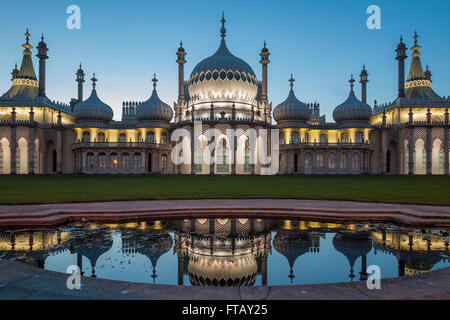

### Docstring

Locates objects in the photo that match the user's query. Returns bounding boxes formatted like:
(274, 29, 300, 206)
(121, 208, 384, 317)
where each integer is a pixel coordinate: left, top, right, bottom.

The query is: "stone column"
(444, 109, 449, 175)
(178, 255, 184, 286)
(209, 135, 215, 175)
(10, 127, 16, 175)
(28, 128, 35, 175)
(426, 109, 432, 175)
(231, 131, 237, 175)
(261, 256, 267, 286)
(381, 129, 387, 174)
(56, 130, 63, 174)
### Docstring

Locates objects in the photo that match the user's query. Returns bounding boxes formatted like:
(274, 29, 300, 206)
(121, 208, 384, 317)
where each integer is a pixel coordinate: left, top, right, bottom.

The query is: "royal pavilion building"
(0, 16, 449, 176)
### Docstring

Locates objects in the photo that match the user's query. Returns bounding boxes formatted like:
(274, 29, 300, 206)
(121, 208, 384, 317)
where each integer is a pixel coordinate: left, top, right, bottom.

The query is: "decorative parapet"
(71, 142, 172, 150)
(280, 141, 373, 150)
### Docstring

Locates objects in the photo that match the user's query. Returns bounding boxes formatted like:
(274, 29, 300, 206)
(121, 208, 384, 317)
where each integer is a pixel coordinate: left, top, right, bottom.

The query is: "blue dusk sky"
(0, 0, 449, 120)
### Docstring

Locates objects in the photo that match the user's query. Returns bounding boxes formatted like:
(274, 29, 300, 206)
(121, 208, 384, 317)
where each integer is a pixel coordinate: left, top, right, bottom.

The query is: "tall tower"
(260, 41, 270, 102)
(76, 63, 85, 102)
(36, 34, 49, 97)
(176, 41, 187, 122)
(359, 65, 368, 103)
(395, 36, 408, 98)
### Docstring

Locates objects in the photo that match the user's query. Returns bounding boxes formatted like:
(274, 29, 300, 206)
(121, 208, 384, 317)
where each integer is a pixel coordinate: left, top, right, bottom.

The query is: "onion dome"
(404, 32, 442, 102)
(71, 228, 113, 278)
(134, 231, 173, 283)
(188, 254, 258, 287)
(273, 230, 313, 283)
(136, 74, 173, 123)
(0, 30, 39, 102)
(73, 74, 114, 123)
(333, 75, 372, 124)
(273, 75, 311, 124)
(333, 231, 372, 281)
(187, 13, 258, 105)
(404, 252, 442, 276)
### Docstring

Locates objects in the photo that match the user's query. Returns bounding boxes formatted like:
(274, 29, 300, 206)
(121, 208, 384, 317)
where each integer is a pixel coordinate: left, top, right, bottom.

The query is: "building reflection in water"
(0, 219, 448, 286)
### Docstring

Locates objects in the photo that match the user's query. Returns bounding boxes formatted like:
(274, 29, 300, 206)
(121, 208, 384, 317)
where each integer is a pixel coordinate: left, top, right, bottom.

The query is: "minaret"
(395, 36, 408, 98)
(359, 65, 368, 103)
(176, 41, 187, 122)
(424, 65, 432, 82)
(176, 41, 186, 103)
(36, 34, 49, 97)
(76, 63, 85, 102)
(11, 63, 19, 81)
(260, 41, 270, 102)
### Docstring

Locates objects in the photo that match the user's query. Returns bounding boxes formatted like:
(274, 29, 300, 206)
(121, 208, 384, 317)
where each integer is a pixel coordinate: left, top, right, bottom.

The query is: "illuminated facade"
(0, 19, 449, 175)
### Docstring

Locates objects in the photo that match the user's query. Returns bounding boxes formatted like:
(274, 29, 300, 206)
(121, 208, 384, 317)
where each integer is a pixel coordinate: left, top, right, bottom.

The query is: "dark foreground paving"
(0, 260, 449, 300)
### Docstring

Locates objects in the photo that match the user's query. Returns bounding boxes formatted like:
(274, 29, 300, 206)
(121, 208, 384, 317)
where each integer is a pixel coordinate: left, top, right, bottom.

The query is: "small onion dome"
(273, 75, 311, 123)
(73, 74, 113, 123)
(333, 231, 372, 279)
(136, 75, 173, 122)
(333, 75, 372, 123)
(404, 252, 442, 276)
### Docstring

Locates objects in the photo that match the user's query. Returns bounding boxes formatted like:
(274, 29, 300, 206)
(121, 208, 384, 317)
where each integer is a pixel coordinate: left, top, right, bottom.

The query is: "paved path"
(0, 199, 449, 227)
(0, 260, 449, 300)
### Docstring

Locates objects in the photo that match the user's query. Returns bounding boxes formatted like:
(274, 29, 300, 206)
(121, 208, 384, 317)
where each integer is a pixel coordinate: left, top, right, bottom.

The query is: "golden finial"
(289, 74, 295, 90)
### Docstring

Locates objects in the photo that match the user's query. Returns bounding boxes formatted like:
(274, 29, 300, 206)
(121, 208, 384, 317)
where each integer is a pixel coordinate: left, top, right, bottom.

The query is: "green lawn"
(0, 175, 449, 205)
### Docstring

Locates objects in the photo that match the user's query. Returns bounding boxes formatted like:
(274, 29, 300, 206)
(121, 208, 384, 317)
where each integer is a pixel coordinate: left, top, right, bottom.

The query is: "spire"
(23, 28, 32, 52)
(152, 74, 158, 90)
(220, 12, 226, 40)
(289, 74, 295, 90)
(91, 73, 97, 90)
(406, 31, 426, 82)
(349, 74, 355, 90)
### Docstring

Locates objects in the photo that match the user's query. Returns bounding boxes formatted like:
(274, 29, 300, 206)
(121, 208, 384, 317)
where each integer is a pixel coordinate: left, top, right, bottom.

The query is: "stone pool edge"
(0, 260, 449, 300)
(0, 199, 450, 228)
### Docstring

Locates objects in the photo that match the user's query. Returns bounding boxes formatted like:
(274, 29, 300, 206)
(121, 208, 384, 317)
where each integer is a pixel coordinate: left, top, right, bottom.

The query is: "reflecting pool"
(0, 218, 449, 287)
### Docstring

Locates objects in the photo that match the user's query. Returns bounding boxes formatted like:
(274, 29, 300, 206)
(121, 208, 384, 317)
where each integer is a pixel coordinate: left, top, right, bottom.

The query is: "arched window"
(110, 153, 118, 169)
(133, 153, 142, 169)
(291, 131, 299, 144)
(161, 154, 168, 173)
(341, 132, 349, 143)
(316, 153, 324, 168)
(118, 133, 127, 143)
(161, 132, 168, 144)
(97, 132, 105, 142)
(82, 131, 90, 142)
(356, 131, 364, 143)
(87, 153, 95, 171)
(304, 153, 312, 173)
(99, 153, 106, 171)
(280, 132, 285, 144)
(352, 154, 360, 172)
(340, 154, 348, 170)
(217, 139, 228, 173)
(304, 132, 309, 143)
(122, 153, 130, 169)
(147, 131, 155, 143)
(328, 153, 336, 169)
(320, 134, 328, 144)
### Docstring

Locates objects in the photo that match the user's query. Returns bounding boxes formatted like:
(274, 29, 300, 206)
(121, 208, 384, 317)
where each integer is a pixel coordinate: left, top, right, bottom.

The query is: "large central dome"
(187, 14, 258, 106)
